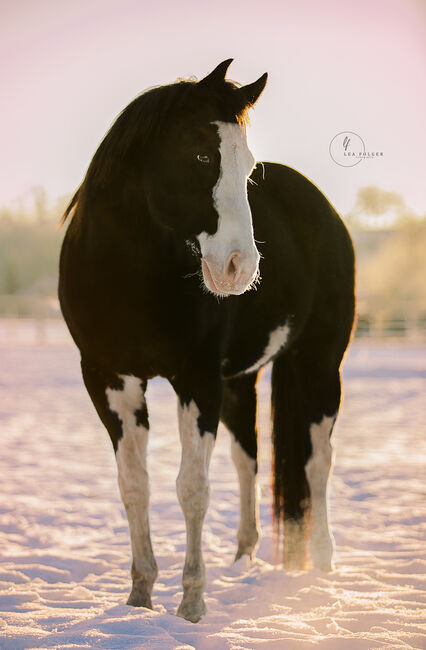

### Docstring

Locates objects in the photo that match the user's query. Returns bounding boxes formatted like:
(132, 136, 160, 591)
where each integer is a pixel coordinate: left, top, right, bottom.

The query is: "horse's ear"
(199, 59, 234, 86)
(239, 72, 268, 108)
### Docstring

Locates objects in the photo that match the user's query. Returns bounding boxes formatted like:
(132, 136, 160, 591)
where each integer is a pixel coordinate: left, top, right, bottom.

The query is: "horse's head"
(146, 59, 268, 297)
(69, 60, 267, 297)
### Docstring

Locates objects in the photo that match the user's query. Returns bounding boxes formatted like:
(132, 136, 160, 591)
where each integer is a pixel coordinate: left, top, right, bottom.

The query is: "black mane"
(61, 78, 248, 225)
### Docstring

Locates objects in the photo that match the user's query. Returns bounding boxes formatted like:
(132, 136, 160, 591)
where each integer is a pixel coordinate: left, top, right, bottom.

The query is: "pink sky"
(1, 0, 425, 217)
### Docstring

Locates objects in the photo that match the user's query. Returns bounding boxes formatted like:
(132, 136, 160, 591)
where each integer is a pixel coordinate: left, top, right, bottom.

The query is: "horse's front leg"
(173, 377, 220, 623)
(111, 385, 158, 608)
(82, 363, 157, 608)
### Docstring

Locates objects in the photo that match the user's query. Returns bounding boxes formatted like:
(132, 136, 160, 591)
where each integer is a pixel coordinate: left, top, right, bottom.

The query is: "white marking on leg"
(176, 399, 215, 622)
(231, 437, 259, 560)
(197, 121, 260, 295)
(305, 414, 336, 571)
(106, 375, 157, 607)
(244, 323, 290, 374)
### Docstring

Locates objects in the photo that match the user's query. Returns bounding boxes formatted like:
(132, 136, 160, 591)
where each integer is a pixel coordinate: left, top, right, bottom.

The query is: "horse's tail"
(271, 351, 311, 565)
(58, 188, 80, 228)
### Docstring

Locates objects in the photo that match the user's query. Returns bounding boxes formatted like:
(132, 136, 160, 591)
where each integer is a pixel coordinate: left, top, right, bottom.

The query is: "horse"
(58, 59, 355, 623)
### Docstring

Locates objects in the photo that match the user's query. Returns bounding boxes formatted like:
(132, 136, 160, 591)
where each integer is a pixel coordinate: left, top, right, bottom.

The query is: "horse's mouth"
(201, 258, 252, 297)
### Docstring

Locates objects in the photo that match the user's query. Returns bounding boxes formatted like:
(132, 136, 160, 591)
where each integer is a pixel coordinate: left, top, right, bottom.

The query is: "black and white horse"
(59, 59, 355, 623)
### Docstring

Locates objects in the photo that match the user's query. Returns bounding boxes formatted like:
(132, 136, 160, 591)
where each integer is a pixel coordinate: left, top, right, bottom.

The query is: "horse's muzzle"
(201, 250, 259, 296)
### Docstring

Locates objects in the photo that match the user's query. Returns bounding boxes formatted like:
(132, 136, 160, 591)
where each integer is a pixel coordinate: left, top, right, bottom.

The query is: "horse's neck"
(74, 202, 197, 282)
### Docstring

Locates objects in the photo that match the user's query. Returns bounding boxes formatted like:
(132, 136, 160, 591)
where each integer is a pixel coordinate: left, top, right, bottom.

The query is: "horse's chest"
(109, 290, 215, 377)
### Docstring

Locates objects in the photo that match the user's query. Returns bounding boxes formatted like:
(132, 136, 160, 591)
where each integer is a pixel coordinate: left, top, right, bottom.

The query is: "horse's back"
(249, 161, 353, 257)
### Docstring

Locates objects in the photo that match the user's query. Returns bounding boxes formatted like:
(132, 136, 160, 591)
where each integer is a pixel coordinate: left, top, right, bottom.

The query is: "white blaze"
(197, 121, 259, 294)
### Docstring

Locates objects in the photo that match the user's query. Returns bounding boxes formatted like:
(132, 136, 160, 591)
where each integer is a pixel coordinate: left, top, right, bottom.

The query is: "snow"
(0, 329, 425, 649)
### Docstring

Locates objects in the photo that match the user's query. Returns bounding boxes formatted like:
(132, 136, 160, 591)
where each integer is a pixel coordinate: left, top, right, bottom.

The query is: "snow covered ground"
(0, 328, 425, 649)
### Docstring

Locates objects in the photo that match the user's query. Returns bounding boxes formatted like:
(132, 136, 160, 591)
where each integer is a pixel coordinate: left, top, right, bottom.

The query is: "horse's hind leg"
(81, 361, 157, 607)
(271, 350, 341, 571)
(305, 411, 337, 571)
(221, 373, 260, 561)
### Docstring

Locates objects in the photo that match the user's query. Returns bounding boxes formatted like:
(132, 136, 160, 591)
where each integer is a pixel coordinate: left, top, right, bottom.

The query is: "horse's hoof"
(312, 554, 334, 572)
(177, 596, 206, 623)
(234, 547, 254, 563)
(311, 536, 335, 572)
(235, 527, 259, 563)
(127, 588, 153, 609)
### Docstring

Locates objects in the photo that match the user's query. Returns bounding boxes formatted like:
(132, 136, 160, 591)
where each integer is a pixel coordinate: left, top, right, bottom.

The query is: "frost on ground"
(0, 331, 425, 649)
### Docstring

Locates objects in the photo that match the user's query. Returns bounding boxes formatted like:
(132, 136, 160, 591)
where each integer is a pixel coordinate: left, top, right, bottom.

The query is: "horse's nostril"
(226, 251, 241, 279)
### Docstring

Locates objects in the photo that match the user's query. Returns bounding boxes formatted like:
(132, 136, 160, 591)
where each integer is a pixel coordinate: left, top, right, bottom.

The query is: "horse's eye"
(196, 154, 210, 164)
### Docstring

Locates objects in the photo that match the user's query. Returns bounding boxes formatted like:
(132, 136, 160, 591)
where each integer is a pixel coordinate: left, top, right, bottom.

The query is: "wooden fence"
(0, 295, 425, 344)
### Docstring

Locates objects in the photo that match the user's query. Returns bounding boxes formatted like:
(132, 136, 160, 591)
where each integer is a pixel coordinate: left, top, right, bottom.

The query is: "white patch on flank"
(176, 399, 215, 622)
(106, 375, 157, 602)
(244, 323, 290, 374)
(305, 414, 336, 572)
(231, 437, 259, 559)
(197, 121, 259, 290)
